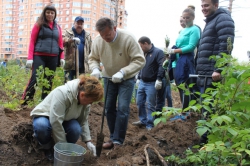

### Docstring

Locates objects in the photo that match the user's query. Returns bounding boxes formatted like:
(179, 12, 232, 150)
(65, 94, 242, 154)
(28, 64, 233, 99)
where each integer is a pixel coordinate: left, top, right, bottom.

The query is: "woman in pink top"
(22, 5, 64, 106)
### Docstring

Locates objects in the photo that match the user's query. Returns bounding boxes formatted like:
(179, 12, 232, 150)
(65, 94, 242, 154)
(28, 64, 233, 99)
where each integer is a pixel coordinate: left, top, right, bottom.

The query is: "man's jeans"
(136, 80, 157, 129)
(33, 116, 82, 147)
(103, 77, 134, 145)
(166, 83, 173, 107)
(156, 78, 167, 112)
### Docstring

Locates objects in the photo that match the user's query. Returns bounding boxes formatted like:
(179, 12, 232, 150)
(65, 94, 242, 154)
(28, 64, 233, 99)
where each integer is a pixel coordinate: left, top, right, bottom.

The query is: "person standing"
(197, 0, 234, 92)
(165, 8, 201, 109)
(63, 16, 92, 82)
(132, 36, 165, 131)
(88, 17, 145, 149)
(197, 0, 234, 143)
(31, 75, 103, 160)
(0, 59, 8, 68)
(22, 5, 64, 106)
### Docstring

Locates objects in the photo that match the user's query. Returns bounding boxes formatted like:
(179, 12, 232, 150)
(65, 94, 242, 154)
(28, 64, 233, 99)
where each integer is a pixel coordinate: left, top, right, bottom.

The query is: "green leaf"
(153, 118, 162, 126)
(227, 128, 238, 136)
(245, 150, 250, 155)
(189, 100, 196, 106)
(197, 127, 209, 136)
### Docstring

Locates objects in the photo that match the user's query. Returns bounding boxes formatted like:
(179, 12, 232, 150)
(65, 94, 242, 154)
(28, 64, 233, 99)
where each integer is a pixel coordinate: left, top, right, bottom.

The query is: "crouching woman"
(30, 75, 103, 160)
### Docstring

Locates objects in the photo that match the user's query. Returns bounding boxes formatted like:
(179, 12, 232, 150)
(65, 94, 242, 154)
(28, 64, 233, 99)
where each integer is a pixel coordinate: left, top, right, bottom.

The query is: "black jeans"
(22, 55, 58, 103)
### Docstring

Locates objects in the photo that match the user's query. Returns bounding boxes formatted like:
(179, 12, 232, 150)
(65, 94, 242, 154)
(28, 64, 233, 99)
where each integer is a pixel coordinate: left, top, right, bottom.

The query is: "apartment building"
(0, 0, 127, 59)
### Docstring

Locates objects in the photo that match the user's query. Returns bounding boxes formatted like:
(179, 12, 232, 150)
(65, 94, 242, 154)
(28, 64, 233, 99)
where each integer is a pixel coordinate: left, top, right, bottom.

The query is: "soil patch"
(0, 89, 200, 166)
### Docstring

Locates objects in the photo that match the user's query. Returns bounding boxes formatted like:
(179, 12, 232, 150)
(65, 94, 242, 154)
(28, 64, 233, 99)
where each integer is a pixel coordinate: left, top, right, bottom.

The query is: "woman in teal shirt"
(166, 8, 201, 107)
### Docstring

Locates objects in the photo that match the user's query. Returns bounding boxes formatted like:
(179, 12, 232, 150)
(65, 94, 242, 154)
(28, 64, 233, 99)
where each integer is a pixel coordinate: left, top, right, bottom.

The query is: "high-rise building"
(0, 0, 127, 60)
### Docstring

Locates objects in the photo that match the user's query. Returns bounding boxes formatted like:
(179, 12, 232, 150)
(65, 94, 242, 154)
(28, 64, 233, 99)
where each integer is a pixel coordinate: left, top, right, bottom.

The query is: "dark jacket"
(196, 8, 235, 86)
(138, 44, 165, 82)
(35, 22, 59, 55)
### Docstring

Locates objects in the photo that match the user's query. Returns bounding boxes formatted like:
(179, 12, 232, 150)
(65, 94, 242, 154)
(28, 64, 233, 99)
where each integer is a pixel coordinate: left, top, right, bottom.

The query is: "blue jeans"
(156, 78, 167, 112)
(165, 83, 173, 107)
(136, 80, 157, 129)
(33, 116, 82, 146)
(103, 77, 135, 145)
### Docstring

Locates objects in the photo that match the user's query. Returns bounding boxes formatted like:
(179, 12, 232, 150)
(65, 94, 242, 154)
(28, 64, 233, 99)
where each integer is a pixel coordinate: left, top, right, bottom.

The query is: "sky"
(125, 0, 250, 62)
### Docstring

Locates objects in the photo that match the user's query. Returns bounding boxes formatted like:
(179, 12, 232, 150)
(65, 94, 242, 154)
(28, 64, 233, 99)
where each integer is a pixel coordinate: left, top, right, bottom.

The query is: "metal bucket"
(54, 143, 86, 166)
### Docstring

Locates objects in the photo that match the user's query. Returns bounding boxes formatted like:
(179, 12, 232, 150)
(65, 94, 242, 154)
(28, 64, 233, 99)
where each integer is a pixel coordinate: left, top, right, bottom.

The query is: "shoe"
(44, 148, 54, 161)
(102, 140, 114, 149)
(132, 121, 145, 126)
(146, 127, 152, 131)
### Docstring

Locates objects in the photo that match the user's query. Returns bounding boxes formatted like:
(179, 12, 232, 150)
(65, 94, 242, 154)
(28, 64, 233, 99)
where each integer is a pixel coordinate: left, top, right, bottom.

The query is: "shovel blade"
(96, 132, 104, 157)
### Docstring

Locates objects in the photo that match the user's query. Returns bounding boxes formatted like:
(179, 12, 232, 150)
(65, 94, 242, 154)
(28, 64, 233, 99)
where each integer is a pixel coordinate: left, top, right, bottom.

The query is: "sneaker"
(132, 121, 145, 126)
(146, 127, 152, 131)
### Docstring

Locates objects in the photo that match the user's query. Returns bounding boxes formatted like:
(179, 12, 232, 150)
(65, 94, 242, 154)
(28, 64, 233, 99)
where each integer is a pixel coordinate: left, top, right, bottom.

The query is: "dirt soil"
(0, 90, 200, 166)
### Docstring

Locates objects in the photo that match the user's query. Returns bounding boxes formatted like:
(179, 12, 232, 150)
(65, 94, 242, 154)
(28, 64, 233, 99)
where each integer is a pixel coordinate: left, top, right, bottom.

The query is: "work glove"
(60, 59, 65, 67)
(112, 71, 124, 83)
(72, 37, 80, 45)
(136, 79, 140, 88)
(155, 80, 162, 90)
(26, 60, 33, 69)
(165, 48, 175, 54)
(86, 142, 96, 157)
(90, 68, 101, 79)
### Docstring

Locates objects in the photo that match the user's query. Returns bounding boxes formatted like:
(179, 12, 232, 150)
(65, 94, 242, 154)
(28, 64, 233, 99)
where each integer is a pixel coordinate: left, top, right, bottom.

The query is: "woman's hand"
(86, 142, 96, 156)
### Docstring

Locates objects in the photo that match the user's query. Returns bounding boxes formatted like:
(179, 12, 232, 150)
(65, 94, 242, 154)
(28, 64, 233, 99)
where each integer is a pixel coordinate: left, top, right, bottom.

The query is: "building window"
(82, 10, 91, 14)
(66, 3, 70, 7)
(83, 4, 91, 8)
(73, 2, 81, 7)
(72, 9, 81, 14)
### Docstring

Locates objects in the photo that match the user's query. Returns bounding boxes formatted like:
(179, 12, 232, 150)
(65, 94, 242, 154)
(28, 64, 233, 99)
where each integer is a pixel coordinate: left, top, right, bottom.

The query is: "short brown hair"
(78, 75, 104, 102)
(95, 17, 115, 32)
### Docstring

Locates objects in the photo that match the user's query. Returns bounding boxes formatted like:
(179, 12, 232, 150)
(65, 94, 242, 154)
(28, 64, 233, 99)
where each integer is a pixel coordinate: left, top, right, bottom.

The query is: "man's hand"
(136, 79, 140, 88)
(155, 80, 162, 90)
(90, 68, 101, 79)
(112, 71, 124, 83)
(72, 37, 80, 45)
(212, 72, 221, 81)
(86, 142, 96, 156)
(26, 60, 33, 69)
(60, 59, 65, 67)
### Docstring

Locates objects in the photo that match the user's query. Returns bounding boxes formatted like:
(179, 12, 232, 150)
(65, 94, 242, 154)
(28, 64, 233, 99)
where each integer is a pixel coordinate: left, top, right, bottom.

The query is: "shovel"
(96, 77, 110, 157)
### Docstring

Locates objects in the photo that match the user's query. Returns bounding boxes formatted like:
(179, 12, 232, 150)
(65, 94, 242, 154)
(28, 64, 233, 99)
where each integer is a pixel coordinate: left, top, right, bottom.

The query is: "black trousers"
(22, 55, 58, 103)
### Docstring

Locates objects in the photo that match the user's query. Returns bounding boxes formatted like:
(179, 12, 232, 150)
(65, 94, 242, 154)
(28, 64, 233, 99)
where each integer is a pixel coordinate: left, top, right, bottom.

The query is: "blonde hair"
(78, 75, 104, 101)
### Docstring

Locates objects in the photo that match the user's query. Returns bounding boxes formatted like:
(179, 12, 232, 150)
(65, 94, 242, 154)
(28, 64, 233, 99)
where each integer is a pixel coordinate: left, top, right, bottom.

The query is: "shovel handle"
(100, 78, 110, 133)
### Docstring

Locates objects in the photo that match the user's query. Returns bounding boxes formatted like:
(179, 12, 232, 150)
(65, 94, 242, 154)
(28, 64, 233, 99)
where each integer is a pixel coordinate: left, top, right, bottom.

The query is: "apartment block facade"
(0, 0, 127, 59)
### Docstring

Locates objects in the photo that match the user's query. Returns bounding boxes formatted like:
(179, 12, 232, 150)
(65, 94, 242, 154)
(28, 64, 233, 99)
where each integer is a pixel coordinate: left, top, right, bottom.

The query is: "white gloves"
(155, 80, 162, 90)
(86, 142, 96, 156)
(165, 48, 175, 54)
(60, 59, 65, 67)
(26, 60, 33, 69)
(136, 79, 140, 88)
(91, 68, 101, 79)
(72, 37, 80, 44)
(112, 71, 124, 83)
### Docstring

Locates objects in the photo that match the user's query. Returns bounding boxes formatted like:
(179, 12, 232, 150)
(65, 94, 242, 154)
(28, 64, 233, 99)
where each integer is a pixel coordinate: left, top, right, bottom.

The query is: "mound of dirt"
(0, 90, 200, 166)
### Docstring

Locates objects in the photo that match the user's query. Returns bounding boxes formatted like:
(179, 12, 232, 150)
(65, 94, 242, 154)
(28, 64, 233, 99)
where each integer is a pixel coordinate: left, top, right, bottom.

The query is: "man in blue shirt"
(63, 16, 92, 81)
